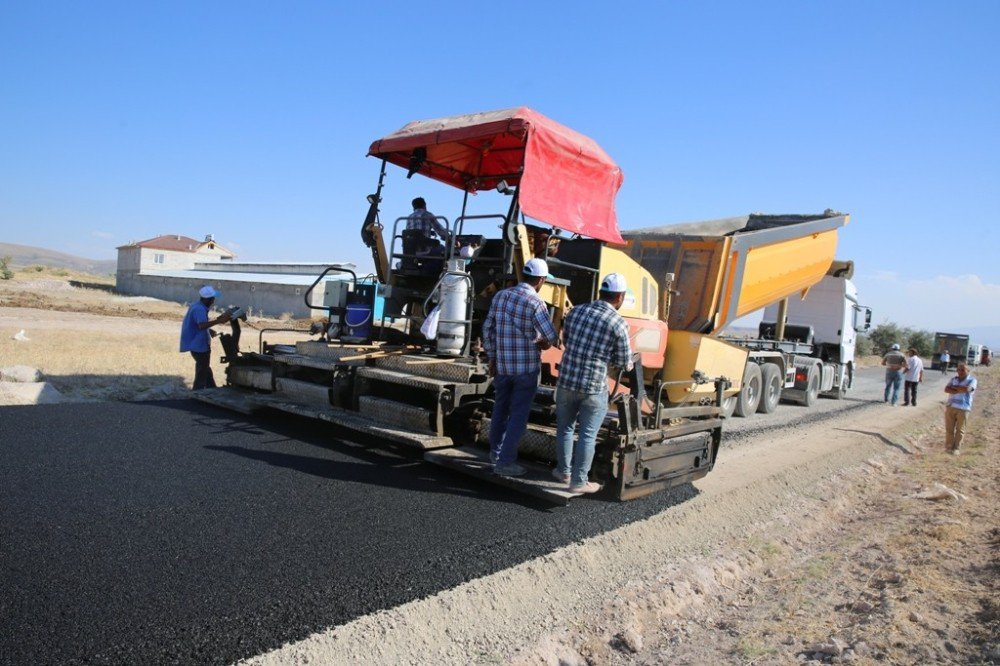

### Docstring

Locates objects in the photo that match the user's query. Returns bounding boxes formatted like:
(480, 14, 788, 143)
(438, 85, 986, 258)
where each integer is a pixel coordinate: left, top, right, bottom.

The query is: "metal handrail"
(257, 327, 312, 354)
(452, 213, 507, 238)
(303, 266, 357, 312)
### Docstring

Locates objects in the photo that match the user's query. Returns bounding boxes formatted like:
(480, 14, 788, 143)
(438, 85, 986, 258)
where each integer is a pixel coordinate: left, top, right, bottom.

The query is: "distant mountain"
(0, 242, 116, 275)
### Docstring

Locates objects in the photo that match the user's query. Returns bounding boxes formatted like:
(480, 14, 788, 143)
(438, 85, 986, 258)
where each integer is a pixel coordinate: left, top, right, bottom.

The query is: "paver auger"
(197, 108, 842, 504)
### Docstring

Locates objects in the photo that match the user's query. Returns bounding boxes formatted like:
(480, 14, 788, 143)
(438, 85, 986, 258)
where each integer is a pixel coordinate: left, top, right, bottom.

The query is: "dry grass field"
(0, 266, 314, 403)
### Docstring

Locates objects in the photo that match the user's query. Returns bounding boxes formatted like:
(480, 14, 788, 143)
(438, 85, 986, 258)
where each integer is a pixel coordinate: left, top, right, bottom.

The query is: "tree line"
(857, 322, 934, 358)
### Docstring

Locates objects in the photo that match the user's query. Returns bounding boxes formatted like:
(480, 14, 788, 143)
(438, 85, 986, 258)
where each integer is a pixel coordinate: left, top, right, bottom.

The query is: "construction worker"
(881, 343, 907, 405)
(179, 285, 231, 390)
(482, 258, 560, 477)
(406, 197, 449, 248)
(553, 273, 633, 494)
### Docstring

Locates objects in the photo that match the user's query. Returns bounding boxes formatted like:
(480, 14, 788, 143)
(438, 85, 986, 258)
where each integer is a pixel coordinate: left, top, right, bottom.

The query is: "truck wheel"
(756, 364, 781, 414)
(802, 364, 820, 407)
(734, 363, 762, 417)
(720, 395, 737, 419)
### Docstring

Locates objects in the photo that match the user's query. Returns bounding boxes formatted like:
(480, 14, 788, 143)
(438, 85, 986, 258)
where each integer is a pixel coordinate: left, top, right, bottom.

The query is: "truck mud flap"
(424, 447, 576, 506)
(193, 388, 453, 450)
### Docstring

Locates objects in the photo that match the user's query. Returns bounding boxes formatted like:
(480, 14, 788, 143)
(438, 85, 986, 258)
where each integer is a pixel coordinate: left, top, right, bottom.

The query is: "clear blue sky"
(2, 1, 998, 339)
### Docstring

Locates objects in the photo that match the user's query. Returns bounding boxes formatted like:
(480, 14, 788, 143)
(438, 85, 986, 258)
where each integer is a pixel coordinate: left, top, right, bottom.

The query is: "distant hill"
(0, 242, 116, 275)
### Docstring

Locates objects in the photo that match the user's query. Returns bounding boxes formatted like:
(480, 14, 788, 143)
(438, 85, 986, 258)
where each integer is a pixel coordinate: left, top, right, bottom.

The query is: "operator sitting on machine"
(404, 197, 450, 270)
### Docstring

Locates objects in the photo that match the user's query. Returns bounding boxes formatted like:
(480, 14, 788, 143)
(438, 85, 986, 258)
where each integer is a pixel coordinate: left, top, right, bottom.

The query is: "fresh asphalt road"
(0, 366, 935, 665)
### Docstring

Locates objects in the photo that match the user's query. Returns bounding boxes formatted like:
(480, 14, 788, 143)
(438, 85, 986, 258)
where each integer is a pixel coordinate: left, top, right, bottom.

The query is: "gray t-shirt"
(883, 351, 906, 372)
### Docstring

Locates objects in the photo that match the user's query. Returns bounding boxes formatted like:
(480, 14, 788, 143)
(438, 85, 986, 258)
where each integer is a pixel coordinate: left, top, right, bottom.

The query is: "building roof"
(117, 234, 235, 256)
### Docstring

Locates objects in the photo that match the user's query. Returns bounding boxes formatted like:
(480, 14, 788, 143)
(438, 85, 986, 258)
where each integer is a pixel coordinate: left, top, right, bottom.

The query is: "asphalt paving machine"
(198, 108, 847, 504)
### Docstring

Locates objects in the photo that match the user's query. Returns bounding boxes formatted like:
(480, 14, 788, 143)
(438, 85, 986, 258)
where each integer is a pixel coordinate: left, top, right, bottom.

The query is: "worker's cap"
(600, 273, 628, 294)
(523, 258, 549, 278)
(891, 343, 900, 350)
(199, 285, 219, 299)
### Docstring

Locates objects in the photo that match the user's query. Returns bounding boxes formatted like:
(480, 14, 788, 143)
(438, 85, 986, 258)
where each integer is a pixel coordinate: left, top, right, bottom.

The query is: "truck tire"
(756, 363, 781, 414)
(802, 364, 820, 407)
(734, 363, 762, 417)
(720, 395, 737, 419)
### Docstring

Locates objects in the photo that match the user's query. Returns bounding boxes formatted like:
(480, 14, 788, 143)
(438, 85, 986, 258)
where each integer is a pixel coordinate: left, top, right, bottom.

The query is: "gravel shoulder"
(246, 368, 998, 666)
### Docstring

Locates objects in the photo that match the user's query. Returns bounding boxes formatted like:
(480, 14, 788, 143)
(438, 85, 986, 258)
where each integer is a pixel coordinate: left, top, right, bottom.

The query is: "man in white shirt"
(903, 347, 924, 406)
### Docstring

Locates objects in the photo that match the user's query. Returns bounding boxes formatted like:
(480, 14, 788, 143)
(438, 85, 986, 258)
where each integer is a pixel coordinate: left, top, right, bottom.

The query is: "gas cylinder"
(436, 258, 468, 356)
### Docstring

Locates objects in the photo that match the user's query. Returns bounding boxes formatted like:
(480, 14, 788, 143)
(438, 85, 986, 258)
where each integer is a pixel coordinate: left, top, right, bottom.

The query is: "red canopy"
(368, 107, 625, 244)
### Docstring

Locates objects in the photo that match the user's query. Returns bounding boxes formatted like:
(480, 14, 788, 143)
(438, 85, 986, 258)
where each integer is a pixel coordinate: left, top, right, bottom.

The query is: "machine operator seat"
(399, 229, 444, 276)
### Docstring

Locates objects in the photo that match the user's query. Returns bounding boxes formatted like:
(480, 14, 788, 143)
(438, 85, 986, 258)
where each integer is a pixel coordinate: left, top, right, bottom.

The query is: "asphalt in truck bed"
(1, 399, 701, 665)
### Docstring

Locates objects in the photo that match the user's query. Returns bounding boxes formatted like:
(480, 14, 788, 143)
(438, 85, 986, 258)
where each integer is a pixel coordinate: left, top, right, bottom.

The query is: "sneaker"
(494, 463, 527, 477)
(568, 481, 602, 494)
(951, 449, 961, 456)
(551, 468, 570, 484)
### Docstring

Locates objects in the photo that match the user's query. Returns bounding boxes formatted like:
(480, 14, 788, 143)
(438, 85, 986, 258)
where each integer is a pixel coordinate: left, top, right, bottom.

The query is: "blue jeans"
(490, 372, 539, 466)
(555, 388, 609, 487)
(884, 370, 903, 404)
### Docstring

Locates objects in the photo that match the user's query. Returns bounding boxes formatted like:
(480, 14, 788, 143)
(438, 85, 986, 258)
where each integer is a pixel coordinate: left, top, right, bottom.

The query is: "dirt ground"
(0, 268, 312, 403)
(2, 270, 996, 665)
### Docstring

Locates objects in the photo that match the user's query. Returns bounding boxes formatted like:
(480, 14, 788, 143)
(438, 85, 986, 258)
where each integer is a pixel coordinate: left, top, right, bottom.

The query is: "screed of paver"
(242, 396, 937, 666)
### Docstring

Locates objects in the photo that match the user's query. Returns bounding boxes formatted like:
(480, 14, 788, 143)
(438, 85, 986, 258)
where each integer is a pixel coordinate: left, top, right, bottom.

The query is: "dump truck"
(197, 108, 851, 503)
(620, 218, 864, 418)
(932, 332, 970, 370)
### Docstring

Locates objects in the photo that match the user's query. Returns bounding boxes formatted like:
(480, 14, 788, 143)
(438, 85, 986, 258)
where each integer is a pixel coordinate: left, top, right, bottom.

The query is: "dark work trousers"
(190, 351, 216, 390)
(903, 380, 919, 406)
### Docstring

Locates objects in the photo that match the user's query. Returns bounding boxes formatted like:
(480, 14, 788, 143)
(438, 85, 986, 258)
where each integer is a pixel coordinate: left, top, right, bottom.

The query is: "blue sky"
(2, 1, 998, 340)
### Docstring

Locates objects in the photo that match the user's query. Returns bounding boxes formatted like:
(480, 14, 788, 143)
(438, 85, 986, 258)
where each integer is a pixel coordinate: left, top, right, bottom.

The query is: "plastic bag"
(420, 305, 441, 340)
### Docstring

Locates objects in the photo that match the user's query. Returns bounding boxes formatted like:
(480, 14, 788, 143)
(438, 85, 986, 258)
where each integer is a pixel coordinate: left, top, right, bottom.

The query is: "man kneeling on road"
(482, 258, 561, 477)
(553, 273, 633, 494)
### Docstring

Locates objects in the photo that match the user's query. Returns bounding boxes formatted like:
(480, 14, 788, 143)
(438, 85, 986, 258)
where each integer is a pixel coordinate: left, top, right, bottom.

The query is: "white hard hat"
(199, 285, 219, 299)
(523, 258, 549, 278)
(600, 272, 628, 293)
(891, 343, 900, 350)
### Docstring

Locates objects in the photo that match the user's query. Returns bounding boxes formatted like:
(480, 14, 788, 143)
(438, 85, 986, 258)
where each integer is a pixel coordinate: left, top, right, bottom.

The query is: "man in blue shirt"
(482, 258, 561, 477)
(179, 286, 231, 390)
(553, 273, 633, 494)
(943, 362, 977, 455)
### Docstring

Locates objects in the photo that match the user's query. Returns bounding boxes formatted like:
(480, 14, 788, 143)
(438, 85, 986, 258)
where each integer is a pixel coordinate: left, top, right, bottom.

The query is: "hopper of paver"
(622, 213, 848, 404)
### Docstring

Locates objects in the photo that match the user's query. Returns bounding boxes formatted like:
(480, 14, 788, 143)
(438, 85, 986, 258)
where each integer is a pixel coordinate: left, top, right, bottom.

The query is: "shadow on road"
(834, 427, 913, 455)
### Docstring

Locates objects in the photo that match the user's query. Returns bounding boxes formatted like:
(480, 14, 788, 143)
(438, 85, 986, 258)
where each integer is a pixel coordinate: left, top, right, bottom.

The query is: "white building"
(116, 234, 357, 318)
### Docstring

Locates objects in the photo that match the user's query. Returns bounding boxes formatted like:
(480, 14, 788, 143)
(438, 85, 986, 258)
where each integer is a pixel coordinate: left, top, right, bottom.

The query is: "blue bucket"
(345, 302, 372, 341)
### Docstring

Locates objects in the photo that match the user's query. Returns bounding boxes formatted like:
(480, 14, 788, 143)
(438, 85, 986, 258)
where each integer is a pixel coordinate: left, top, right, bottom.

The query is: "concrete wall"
(196, 262, 352, 276)
(119, 273, 334, 319)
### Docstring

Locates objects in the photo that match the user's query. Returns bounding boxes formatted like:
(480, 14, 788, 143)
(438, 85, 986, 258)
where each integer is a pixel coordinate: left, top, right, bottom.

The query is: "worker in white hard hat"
(553, 272, 633, 494)
(881, 342, 907, 406)
(179, 285, 232, 390)
(482, 258, 561, 477)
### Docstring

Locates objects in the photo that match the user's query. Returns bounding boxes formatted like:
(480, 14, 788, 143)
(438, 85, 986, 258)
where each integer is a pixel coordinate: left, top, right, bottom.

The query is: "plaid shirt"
(483, 282, 559, 376)
(406, 208, 449, 242)
(557, 299, 632, 394)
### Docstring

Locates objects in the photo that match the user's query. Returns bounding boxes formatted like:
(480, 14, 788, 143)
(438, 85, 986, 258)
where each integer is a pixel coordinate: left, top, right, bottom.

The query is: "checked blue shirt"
(557, 299, 632, 394)
(406, 208, 449, 242)
(482, 282, 560, 376)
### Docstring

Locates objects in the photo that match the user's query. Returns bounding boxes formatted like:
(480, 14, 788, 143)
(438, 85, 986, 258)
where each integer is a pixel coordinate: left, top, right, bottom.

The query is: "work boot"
(568, 481, 602, 495)
(494, 463, 527, 477)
